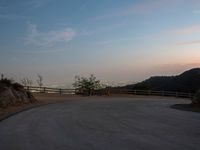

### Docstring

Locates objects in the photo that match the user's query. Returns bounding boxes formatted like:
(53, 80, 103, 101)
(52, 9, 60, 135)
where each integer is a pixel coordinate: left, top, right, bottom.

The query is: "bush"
(73, 74, 101, 96)
(12, 83, 24, 91)
(192, 90, 200, 106)
(0, 78, 13, 87)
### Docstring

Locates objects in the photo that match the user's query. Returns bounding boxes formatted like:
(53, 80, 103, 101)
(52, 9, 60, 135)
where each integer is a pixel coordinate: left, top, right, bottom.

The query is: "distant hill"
(122, 68, 200, 93)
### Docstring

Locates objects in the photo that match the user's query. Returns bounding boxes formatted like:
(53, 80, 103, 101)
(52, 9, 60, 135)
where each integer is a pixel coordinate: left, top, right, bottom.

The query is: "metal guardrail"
(24, 86, 194, 98)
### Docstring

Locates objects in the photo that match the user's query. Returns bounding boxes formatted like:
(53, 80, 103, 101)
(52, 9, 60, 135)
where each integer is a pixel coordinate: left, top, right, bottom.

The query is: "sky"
(0, 0, 200, 87)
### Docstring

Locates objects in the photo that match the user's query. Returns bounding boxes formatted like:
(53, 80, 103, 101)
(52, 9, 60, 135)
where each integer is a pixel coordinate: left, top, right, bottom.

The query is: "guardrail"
(24, 86, 76, 95)
(107, 89, 194, 98)
(24, 86, 194, 98)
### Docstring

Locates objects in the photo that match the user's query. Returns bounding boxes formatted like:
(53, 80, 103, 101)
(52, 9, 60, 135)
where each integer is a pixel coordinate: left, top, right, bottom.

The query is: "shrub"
(192, 90, 200, 106)
(0, 78, 13, 87)
(12, 83, 24, 91)
(73, 74, 101, 96)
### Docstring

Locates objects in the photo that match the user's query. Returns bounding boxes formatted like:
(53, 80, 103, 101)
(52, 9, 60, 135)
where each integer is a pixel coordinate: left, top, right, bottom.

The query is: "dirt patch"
(0, 93, 81, 121)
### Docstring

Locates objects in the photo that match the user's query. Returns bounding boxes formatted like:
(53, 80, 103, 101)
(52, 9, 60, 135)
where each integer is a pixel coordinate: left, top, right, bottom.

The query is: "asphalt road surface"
(0, 96, 200, 150)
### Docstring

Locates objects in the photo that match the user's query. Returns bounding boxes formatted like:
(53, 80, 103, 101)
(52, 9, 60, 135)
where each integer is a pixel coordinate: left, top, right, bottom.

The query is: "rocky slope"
(0, 79, 37, 108)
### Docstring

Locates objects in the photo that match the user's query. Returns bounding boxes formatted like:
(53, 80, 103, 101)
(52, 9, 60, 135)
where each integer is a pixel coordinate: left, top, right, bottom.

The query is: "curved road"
(0, 97, 200, 150)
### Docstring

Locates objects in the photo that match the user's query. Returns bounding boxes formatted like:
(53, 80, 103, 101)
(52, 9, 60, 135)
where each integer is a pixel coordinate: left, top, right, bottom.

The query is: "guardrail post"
(134, 90, 136, 95)
(162, 91, 165, 96)
(189, 93, 192, 99)
(176, 92, 178, 97)
(148, 90, 151, 95)
(59, 89, 62, 95)
(43, 87, 46, 93)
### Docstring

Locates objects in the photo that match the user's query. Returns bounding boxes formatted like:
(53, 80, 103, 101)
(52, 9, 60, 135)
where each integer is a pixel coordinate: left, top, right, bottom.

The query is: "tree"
(1, 74, 4, 80)
(21, 78, 33, 86)
(73, 74, 101, 95)
(36, 74, 43, 88)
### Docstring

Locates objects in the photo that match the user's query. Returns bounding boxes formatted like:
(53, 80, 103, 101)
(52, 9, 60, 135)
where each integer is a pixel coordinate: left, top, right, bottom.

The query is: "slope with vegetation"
(0, 78, 36, 108)
(124, 68, 200, 93)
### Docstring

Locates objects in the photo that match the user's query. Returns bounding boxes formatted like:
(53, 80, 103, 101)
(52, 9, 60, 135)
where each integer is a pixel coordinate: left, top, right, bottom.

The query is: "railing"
(24, 86, 76, 95)
(107, 89, 194, 98)
(24, 86, 194, 98)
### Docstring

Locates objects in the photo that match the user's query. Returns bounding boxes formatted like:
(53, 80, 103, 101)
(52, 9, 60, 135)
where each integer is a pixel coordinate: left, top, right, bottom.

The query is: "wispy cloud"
(169, 24, 200, 35)
(25, 0, 52, 9)
(177, 40, 200, 45)
(162, 24, 200, 45)
(24, 23, 76, 47)
(143, 23, 200, 42)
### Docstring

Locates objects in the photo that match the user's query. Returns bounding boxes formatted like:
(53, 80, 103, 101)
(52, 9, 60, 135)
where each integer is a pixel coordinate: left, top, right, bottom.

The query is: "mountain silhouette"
(123, 68, 200, 93)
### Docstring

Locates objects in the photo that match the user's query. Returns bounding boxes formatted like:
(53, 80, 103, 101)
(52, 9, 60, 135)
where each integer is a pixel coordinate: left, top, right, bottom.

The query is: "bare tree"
(36, 74, 43, 88)
(21, 78, 33, 86)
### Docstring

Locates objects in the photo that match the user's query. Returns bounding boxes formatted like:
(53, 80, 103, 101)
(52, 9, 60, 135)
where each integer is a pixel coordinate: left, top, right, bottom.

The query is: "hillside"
(0, 79, 37, 108)
(123, 68, 200, 93)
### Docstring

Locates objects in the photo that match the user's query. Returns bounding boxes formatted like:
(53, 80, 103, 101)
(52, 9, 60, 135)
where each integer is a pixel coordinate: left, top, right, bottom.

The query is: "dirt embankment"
(0, 86, 36, 108)
(0, 93, 80, 120)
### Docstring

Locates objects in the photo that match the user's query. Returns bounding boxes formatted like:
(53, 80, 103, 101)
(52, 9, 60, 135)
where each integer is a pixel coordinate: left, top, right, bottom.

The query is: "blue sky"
(0, 0, 200, 87)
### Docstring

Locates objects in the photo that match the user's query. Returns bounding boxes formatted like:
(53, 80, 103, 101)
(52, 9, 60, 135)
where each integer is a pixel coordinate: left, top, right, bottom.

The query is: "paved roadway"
(0, 96, 200, 150)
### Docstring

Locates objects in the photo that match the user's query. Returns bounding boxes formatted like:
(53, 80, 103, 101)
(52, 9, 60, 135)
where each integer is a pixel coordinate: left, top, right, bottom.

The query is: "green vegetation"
(73, 74, 101, 96)
(0, 78, 13, 87)
(0, 75, 36, 108)
(0, 76, 24, 91)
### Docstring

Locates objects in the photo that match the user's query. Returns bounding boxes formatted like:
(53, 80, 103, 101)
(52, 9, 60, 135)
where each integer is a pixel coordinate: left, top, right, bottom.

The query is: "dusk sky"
(0, 0, 200, 87)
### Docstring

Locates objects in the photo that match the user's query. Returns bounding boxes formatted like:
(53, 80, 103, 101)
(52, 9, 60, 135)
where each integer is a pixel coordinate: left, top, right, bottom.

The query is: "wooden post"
(189, 93, 192, 99)
(75, 89, 77, 95)
(176, 92, 178, 97)
(59, 89, 62, 95)
(43, 87, 46, 93)
(107, 87, 110, 96)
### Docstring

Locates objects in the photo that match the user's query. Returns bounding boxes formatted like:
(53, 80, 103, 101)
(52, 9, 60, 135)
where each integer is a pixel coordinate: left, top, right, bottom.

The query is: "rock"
(0, 83, 37, 108)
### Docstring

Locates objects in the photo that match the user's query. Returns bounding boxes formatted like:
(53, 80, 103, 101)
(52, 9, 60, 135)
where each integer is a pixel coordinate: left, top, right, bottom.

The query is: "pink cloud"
(177, 40, 200, 45)
(169, 24, 200, 35)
